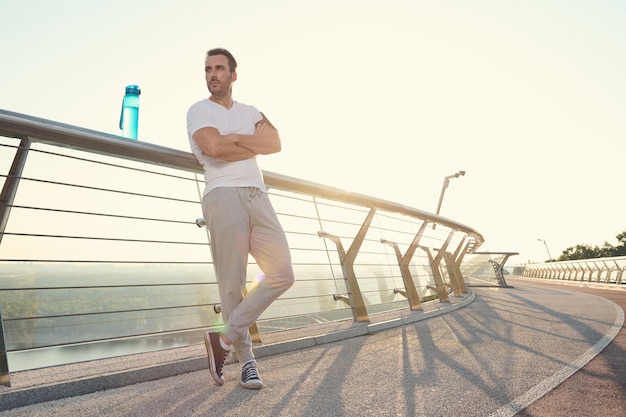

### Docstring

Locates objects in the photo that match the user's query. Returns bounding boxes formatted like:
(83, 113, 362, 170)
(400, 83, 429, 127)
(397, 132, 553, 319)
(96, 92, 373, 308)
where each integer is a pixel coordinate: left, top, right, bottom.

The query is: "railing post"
(589, 262, 596, 282)
(607, 263, 616, 283)
(380, 221, 428, 311)
(443, 253, 463, 296)
(0, 309, 10, 387)
(494, 254, 512, 287)
(319, 208, 375, 323)
(594, 263, 601, 282)
(420, 230, 455, 303)
(588, 264, 595, 282)
(449, 237, 470, 294)
(606, 259, 622, 285)
(578, 264, 583, 280)
(602, 261, 611, 284)
(0, 137, 31, 246)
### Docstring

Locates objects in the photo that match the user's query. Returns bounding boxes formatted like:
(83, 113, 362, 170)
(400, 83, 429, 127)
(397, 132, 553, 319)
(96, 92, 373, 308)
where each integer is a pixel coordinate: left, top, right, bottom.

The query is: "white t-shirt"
(187, 99, 265, 196)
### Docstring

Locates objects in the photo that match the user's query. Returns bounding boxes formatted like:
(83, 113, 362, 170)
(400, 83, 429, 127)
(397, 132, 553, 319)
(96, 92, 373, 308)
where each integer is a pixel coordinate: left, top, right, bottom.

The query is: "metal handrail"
(0, 108, 487, 374)
(0, 109, 484, 244)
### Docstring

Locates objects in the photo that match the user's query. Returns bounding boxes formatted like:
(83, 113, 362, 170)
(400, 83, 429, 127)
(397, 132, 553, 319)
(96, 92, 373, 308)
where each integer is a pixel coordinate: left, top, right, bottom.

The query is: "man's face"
(205, 54, 236, 97)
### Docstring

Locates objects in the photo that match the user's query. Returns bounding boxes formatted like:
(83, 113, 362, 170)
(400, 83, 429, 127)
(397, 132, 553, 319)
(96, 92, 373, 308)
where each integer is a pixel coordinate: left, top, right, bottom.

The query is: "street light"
(435, 170, 466, 216)
(537, 238, 553, 261)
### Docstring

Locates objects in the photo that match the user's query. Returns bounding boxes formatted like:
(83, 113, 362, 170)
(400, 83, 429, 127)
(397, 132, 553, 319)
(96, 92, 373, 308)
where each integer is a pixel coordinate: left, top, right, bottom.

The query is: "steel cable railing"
(0, 109, 485, 373)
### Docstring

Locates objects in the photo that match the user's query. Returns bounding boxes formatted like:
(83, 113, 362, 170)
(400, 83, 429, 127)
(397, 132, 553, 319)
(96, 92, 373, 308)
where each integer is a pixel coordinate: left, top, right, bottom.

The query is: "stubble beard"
(208, 77, 232, 98)
(208, 83, 220, 96)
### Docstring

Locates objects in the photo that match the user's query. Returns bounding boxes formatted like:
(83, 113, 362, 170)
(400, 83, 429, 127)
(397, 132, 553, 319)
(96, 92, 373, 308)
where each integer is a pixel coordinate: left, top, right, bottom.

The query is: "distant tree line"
(556, 230, 626, 261)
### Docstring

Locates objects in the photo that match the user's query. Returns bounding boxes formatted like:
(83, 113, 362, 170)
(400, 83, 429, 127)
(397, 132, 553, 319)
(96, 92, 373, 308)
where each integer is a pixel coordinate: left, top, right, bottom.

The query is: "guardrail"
(0, 309, 9, 387)
(0, 109, 485, 378)
(523, 257, 626, 283)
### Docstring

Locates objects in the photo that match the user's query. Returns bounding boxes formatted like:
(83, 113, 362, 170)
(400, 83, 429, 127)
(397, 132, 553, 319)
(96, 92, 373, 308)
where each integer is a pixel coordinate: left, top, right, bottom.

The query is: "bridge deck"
(1, 277, 624, 417)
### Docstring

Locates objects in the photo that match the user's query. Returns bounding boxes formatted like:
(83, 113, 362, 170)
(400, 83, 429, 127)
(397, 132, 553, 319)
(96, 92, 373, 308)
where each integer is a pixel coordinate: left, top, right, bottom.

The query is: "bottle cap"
(125, 85, 141, 95)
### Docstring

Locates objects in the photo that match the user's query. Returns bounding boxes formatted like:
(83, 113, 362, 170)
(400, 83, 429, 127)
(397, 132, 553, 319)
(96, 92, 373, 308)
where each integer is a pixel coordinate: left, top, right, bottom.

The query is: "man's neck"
(209, 95, 233, 109)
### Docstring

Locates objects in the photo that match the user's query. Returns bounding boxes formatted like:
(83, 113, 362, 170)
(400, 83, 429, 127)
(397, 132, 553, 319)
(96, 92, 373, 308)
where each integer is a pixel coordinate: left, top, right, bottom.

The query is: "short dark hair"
(207, 48, 237, 73)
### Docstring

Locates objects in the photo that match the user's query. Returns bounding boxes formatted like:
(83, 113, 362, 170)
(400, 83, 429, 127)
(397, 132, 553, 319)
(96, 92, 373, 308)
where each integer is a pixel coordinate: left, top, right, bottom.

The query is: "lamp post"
(435, 170, 466, 216)
(537, 238, 553, 261)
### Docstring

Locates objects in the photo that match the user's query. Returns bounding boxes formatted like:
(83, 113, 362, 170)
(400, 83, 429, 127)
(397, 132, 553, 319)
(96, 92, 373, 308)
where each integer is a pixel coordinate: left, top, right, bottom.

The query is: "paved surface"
(510, 277, 626, 417)
(0, 278, 624, 417)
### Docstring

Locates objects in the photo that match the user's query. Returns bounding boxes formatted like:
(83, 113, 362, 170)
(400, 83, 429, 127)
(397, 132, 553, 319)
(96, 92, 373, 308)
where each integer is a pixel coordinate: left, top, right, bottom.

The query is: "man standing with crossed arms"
(186, 48, 295, 390)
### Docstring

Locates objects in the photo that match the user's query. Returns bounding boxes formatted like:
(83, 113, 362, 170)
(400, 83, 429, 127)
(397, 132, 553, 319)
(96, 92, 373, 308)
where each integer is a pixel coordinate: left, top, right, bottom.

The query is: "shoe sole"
(204, 332, 225, 386)
(240, 380, 263, 390)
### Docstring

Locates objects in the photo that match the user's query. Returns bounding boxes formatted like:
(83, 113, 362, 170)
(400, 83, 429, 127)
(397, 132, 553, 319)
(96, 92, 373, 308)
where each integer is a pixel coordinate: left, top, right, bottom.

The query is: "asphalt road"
(1, 278, 623, 417)
(509, 277, 626, 417)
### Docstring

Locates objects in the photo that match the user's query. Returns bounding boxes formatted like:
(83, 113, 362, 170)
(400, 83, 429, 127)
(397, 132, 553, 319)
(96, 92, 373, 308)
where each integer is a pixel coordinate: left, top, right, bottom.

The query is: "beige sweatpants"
(202, 187, 294, 364)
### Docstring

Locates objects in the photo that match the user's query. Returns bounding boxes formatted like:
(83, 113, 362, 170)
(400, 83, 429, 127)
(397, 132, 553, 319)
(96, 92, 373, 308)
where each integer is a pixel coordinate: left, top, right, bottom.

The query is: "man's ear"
(232, 72, 238, 82)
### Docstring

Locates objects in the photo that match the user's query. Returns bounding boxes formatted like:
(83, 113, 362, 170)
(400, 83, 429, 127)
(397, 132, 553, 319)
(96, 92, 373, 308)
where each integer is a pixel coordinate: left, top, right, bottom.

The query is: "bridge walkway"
(1, 277, 624, 416)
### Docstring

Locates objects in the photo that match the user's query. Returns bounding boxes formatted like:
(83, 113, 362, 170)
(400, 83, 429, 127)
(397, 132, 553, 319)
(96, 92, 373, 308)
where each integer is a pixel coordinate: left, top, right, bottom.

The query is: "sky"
(1, 0, 625, 265)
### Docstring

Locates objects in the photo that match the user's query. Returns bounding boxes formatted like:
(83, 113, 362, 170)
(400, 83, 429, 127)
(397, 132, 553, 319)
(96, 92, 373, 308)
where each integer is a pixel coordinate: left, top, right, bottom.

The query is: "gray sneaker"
(240, 360, 263, 390)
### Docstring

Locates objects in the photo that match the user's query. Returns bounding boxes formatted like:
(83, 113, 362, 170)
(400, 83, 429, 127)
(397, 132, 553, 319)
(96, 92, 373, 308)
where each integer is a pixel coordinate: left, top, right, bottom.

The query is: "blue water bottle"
(119, 85, 141, 140)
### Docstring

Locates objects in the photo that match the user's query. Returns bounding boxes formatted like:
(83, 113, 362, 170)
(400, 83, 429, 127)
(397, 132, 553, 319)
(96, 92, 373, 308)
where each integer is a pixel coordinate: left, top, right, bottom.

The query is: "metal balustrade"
(0, 109, 486, 380)
(523, 257, 626, 283)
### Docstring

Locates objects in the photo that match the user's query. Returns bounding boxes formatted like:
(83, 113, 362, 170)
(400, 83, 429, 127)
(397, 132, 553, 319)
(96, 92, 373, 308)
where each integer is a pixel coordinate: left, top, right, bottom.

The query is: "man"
(186, 48, 295, 390)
